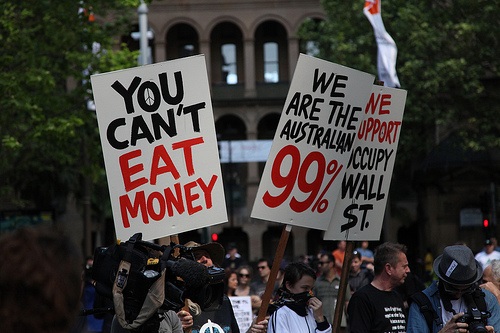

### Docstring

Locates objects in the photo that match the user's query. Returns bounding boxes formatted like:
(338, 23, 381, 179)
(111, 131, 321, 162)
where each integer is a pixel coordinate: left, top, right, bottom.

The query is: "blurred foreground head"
(0, 226, 82, 333)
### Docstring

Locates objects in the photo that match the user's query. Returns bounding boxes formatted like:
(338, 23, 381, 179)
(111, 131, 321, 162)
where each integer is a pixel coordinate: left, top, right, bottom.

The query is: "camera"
(91, 233, 225, 327)
(457, 291, 491, 333)
(162, 245, 225, 312)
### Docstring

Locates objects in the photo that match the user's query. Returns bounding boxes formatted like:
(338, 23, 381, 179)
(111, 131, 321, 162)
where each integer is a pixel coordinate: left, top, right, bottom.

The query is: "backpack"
(410, 291, 441, 331)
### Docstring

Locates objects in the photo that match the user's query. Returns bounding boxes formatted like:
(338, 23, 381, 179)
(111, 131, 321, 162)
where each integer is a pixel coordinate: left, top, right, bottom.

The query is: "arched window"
(215, 115, 247, 226)
(254, 20, 288, 83)
(221, 43, 237, 84)
(180, 44, 195, 58)
(264, 42, 279, 83)
(166, 23, 199, 60)
(210, 22, 243, 85)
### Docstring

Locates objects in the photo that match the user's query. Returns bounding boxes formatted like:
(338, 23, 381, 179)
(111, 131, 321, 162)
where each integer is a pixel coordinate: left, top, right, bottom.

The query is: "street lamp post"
(138, 1, 149, 66)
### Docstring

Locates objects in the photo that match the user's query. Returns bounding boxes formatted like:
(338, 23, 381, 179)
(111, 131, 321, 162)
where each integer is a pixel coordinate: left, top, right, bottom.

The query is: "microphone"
(166, 257, 209, 289)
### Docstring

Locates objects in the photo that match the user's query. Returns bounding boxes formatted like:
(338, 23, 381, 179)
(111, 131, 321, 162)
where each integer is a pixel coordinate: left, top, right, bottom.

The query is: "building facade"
(139, 0, 332, 260)
(113, 0, 500, 265)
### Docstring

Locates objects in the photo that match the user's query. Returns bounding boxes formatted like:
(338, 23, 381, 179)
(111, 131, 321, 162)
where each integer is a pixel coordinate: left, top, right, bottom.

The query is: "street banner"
(251, 54, 374, 230)
(91, 55, 227, 241)
(324, 85, 407, 240)
(218, 140, 272, 163)
(364, 0, 401, 88)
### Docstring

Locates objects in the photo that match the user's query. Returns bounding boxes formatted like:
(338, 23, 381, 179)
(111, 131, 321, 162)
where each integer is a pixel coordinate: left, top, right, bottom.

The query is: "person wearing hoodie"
(268, 262, 332, 333)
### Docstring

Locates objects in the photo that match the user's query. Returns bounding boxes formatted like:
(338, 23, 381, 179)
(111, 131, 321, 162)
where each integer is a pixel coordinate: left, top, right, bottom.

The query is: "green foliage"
(0, 0, 138, 213)
(300, 0, 500, 165)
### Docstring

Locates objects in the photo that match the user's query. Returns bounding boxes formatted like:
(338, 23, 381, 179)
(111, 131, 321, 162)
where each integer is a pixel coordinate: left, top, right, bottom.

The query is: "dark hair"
(0, 226, 83, 333)
(236, 264, 253, 278)
(353, 250, 362, 260)
(373, 242, 407, 275)
(320, 253, 335, 263)
(257, 258, 272, 269)
(224, 269, 238, 296)
(282, 262, 316, 290)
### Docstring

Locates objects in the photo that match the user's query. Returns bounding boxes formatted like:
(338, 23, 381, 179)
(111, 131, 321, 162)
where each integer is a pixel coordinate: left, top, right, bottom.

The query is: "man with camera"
(181, 241, 268, 333)
(407, 244, 500, 333)
(178, 240, 239, 333)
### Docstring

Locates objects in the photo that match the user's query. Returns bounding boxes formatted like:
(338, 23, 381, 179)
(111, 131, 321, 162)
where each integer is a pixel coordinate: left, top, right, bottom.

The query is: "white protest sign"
(229, 296, 253, 333)
(91, 55, 227, 241)
(324, 85, 407, 240)
(251, 54, 375, 230)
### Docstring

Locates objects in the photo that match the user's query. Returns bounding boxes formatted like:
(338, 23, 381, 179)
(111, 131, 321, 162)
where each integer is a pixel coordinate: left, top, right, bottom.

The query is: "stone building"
(140, 0, 332, 260)
(119, 0, 499, 265)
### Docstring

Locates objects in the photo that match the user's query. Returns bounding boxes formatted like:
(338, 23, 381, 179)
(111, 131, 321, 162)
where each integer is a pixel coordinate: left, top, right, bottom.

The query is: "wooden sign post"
(332, 240, 355, 332)
(256, 224, 292, 322)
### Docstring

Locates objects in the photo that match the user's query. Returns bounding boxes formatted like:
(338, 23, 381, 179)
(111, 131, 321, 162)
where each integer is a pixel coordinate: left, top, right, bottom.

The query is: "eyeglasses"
(239, 274, 250, 278)
(258, 266, 268, 270)
(442, 282, 475, 295)
(319, 261, 331, 265)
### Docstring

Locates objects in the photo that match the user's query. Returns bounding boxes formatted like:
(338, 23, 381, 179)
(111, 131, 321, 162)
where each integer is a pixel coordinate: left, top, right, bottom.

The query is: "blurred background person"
(332, 241, 346, 277)
(481, 260, 500, 304)
(235, 265, 262, 315)
(423, 248, 435, 285)
(222, 243, 245, 271)
(80, 256, 105, 333)
(356, 241, 374, 269)
(250, 258, 272, 298)
(0, 226, 82, 333)
(314, 252, 350, 332)
(475, 238, 500, 270)
(225, 269, 238, 297)
(235, 265, 253, 296)
(349, 250, 374, 293)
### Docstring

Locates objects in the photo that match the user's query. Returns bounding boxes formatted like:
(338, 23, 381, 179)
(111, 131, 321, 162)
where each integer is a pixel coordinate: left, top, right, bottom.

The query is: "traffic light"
(483, 217, 492, 238)
(211, 233, 219, 242)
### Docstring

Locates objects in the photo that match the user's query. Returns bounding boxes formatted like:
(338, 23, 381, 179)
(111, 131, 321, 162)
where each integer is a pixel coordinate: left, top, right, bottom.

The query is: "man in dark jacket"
(183, 241, 240, 333)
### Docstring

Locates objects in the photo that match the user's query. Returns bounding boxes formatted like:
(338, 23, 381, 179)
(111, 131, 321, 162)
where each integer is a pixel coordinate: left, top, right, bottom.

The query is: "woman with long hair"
(224, 269, 238, 297)
(235, 265, 253, 296)
(235, 265, 262, 314)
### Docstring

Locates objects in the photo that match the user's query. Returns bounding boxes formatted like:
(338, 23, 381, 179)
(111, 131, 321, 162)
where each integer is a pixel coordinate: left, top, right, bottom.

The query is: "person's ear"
(385, 263, 392, 275)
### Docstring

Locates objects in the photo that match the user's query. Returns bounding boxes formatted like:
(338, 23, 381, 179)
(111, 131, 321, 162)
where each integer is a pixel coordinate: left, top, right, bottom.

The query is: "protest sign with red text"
(91, 55, 227, 241)
(251, 54, 374, 230)
(324, 85, 407, 240)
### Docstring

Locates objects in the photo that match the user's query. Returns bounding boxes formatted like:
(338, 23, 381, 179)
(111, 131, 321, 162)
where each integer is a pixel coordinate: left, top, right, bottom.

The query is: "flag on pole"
(364, 0, 401, 88)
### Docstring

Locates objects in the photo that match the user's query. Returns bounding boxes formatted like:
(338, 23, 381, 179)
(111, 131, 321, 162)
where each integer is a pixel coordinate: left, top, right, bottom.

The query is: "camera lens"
(468, 321, 487, 333)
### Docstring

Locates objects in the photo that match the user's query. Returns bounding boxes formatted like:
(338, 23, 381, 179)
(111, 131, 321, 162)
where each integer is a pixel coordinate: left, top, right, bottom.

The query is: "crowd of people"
(3, 225, 500, 333)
